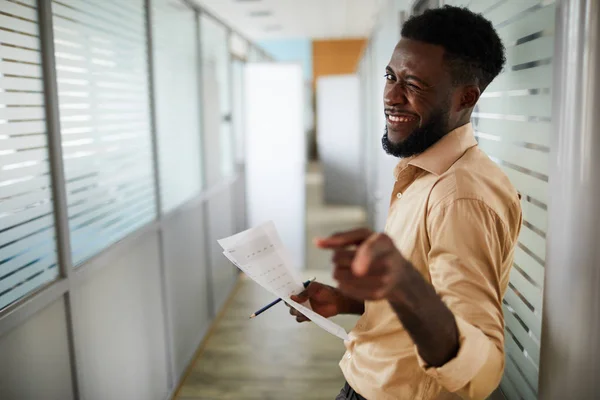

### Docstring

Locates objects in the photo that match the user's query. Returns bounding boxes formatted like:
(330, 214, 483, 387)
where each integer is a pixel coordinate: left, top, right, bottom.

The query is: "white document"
(218, 221, 349, 341)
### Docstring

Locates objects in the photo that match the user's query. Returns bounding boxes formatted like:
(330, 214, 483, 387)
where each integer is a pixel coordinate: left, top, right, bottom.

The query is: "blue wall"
(258, 38, 313, 82)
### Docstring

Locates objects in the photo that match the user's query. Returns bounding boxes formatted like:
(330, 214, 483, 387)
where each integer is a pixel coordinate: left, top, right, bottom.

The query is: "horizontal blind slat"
(477, 136, 548, 175)
(514, 246, 545, 285)
(0, 160, 49, 181)
(0, 106, 45, 120)
(505, 332, 539, 391)
(0, 0, 38, 21)
(509, 267, 543, 310)
(504, 304, 541, 364)
(487, 64, 552, 92)
(0, 60, 42, 78)
(0, 175, 52, 198)
(499, 165, 547, 203)
(0, 13, 38, 36)
(519, 224, 546, 262)
(0, 187, 51, 212)
(0, 204, 53, 233)
(496, 3, 555, 44)
(504, 354, 538, 400)
(0, 28, 40, 49)
(504, 287, 542, 339)
(474, 118, 551, 147)
(0, 121, 46, 136)
(0, 265, 58, 311)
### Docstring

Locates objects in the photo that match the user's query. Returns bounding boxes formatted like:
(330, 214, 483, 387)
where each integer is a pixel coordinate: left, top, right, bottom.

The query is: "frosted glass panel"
(52, 0, 157, 265)
(444, 0, 555, 397)
(200, 15, 234, 181)
(0, 0, 59, 311)
(151, 0, 203, 212)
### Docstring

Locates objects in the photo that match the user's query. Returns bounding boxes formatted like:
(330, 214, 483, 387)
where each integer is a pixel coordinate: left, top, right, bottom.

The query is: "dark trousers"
(335, 382, 367, 400)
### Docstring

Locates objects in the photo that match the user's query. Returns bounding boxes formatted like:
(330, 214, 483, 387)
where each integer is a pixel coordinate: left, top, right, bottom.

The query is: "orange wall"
(312, 39, 367, 84)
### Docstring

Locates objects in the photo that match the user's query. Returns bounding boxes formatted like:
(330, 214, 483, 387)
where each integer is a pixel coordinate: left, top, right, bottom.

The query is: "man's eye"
(406, 83, 421, 90)
(384, 74, 395, 81)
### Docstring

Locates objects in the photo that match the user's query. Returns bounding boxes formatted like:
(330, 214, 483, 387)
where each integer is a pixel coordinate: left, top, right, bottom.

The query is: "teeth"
(388, 115, 414, 123)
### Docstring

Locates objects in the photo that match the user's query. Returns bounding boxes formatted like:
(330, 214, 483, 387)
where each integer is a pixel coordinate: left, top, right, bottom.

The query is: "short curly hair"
(401, 5, 506, 91)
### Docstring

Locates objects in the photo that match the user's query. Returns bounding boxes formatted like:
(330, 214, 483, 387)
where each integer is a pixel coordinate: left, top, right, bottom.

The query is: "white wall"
(316, 74, 364, 206)
(244, 63, 306, 269)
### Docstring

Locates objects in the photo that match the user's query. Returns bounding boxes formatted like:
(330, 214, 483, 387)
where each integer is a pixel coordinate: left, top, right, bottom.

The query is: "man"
(288, 6, 522, 400)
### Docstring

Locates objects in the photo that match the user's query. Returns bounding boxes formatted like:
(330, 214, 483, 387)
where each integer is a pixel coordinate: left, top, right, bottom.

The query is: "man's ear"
(459, 85, 481, 110)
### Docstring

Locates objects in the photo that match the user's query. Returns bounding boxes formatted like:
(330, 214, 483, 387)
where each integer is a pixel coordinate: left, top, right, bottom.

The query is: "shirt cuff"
(415, 316, 490, 393)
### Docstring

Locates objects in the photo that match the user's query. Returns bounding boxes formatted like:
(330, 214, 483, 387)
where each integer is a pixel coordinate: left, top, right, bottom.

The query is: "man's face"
(382, 38, 456, 158)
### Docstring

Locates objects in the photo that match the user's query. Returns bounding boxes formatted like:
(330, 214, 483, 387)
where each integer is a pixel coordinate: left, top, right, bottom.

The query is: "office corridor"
(174, 164, 365, 399)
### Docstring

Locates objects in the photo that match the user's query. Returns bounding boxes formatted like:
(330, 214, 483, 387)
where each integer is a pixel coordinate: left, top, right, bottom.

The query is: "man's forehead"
(389, 38, 446, 69)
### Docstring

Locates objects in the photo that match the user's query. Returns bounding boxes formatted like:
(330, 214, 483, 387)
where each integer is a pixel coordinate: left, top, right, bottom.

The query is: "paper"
(218, 221, 349, 341)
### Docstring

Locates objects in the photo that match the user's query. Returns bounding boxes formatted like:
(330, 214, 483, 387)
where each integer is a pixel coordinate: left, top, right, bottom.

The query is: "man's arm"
(320, 200, 515, 399)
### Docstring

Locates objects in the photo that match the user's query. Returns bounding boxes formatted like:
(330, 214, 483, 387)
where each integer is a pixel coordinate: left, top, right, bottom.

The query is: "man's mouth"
(385, 113, 419, 126)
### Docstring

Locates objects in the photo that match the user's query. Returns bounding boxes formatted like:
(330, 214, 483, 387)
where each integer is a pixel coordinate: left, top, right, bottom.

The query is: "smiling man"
(288, 6, 523, 400)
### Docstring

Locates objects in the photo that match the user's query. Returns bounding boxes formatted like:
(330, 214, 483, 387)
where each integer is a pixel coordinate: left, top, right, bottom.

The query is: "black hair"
(401, 5, 506, 90)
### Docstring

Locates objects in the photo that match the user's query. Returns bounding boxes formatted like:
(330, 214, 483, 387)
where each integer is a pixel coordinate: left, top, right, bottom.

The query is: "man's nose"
(384, 83, 408, 106)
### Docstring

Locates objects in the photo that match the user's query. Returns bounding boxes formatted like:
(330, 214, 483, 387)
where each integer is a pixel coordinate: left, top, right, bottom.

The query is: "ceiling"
(192, 0, 390, 40)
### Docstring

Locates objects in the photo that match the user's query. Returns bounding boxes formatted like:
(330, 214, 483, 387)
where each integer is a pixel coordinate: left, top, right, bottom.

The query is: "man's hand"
(316, 228, 411, 302)
(287, 282, 365, 322)
(317, 228, 460, 367)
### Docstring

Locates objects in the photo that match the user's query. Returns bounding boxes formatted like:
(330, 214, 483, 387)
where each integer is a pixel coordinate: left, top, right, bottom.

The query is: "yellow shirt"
(340, 123, 522, 400)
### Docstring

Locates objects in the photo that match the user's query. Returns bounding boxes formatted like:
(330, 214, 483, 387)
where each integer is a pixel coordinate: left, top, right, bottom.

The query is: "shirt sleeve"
(416, 198, 516, 400)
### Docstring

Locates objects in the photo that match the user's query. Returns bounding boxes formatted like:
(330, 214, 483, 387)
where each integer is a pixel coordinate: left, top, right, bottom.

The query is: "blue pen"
(249, 277, 316, 319)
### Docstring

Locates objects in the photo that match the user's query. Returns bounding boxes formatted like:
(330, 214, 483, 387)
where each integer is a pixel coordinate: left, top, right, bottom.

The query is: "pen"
(249, 277, 316, 319)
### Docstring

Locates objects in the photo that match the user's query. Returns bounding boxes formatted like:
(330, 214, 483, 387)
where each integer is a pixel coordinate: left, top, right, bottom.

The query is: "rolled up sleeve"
(418, 198, 515, 399)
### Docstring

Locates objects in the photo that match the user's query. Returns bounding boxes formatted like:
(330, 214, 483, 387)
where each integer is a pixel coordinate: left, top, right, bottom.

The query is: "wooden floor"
(174, 164, 365, 400)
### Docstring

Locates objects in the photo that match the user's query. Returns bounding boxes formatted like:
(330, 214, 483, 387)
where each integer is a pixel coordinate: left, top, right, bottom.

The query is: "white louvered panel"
(0, 160, 49, 181)
(474, 118, 551, 147)
(497, 163, 548, 203)
(477, 136, 548, 175)
(514, 246, 544, 286)
(0, 14, 38, 36)
(0, 60, 43, 78)
(487, 0, 542, 25)
(496, 2, 555, 44)
(0, 120, 46, 136)
(0, 106, 45, 120)
(0, 28, 40, 50)
(504, 304, 541, 364)
(0, 0, 38, 21)
(509, 267, 543, 310)
(152, 0, 203, 212)
(504, 353, 538, 400)
(504, 287, 542, 340)
(505, 332, 539, 391)
(477, 92, 552, 119)
(0, 265, 57, 313)
(486, 64, 552, 92)
(51, 0, 156, 266)
(519, 224, 546, 262)
(521, 199, 547, 232)
(505, 35, 553, 68)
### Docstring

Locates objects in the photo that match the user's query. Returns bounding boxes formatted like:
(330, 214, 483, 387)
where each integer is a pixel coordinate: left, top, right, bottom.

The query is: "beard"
(382, 108, 450, 158)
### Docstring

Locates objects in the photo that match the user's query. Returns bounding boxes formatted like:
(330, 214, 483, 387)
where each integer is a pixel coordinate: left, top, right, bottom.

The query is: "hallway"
(174, 164, 366, 399)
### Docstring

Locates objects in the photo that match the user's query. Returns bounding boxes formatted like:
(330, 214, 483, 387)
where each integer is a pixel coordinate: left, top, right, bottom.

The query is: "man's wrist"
(336, 289, 365, 315)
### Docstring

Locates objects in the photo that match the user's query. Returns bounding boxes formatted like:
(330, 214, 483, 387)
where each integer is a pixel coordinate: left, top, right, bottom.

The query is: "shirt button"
(396, 192, 403, 199)
(346, 352, 352, 359)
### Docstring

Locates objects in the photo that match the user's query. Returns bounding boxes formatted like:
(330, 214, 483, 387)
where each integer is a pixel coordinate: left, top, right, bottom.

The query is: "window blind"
(445, 1, 555, 399)
(151, 0, 202, 213)
(0, 0, 59, 311)
(51, 0, 156, 265)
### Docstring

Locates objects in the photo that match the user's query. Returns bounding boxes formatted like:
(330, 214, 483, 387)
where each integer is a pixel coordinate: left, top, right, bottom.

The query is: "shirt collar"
(393, 123, 477, 179)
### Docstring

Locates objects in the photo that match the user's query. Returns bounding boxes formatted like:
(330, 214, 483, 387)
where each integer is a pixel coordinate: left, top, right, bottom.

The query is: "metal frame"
(540, 0, 600, 397)
(0, 0, 259, 398)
